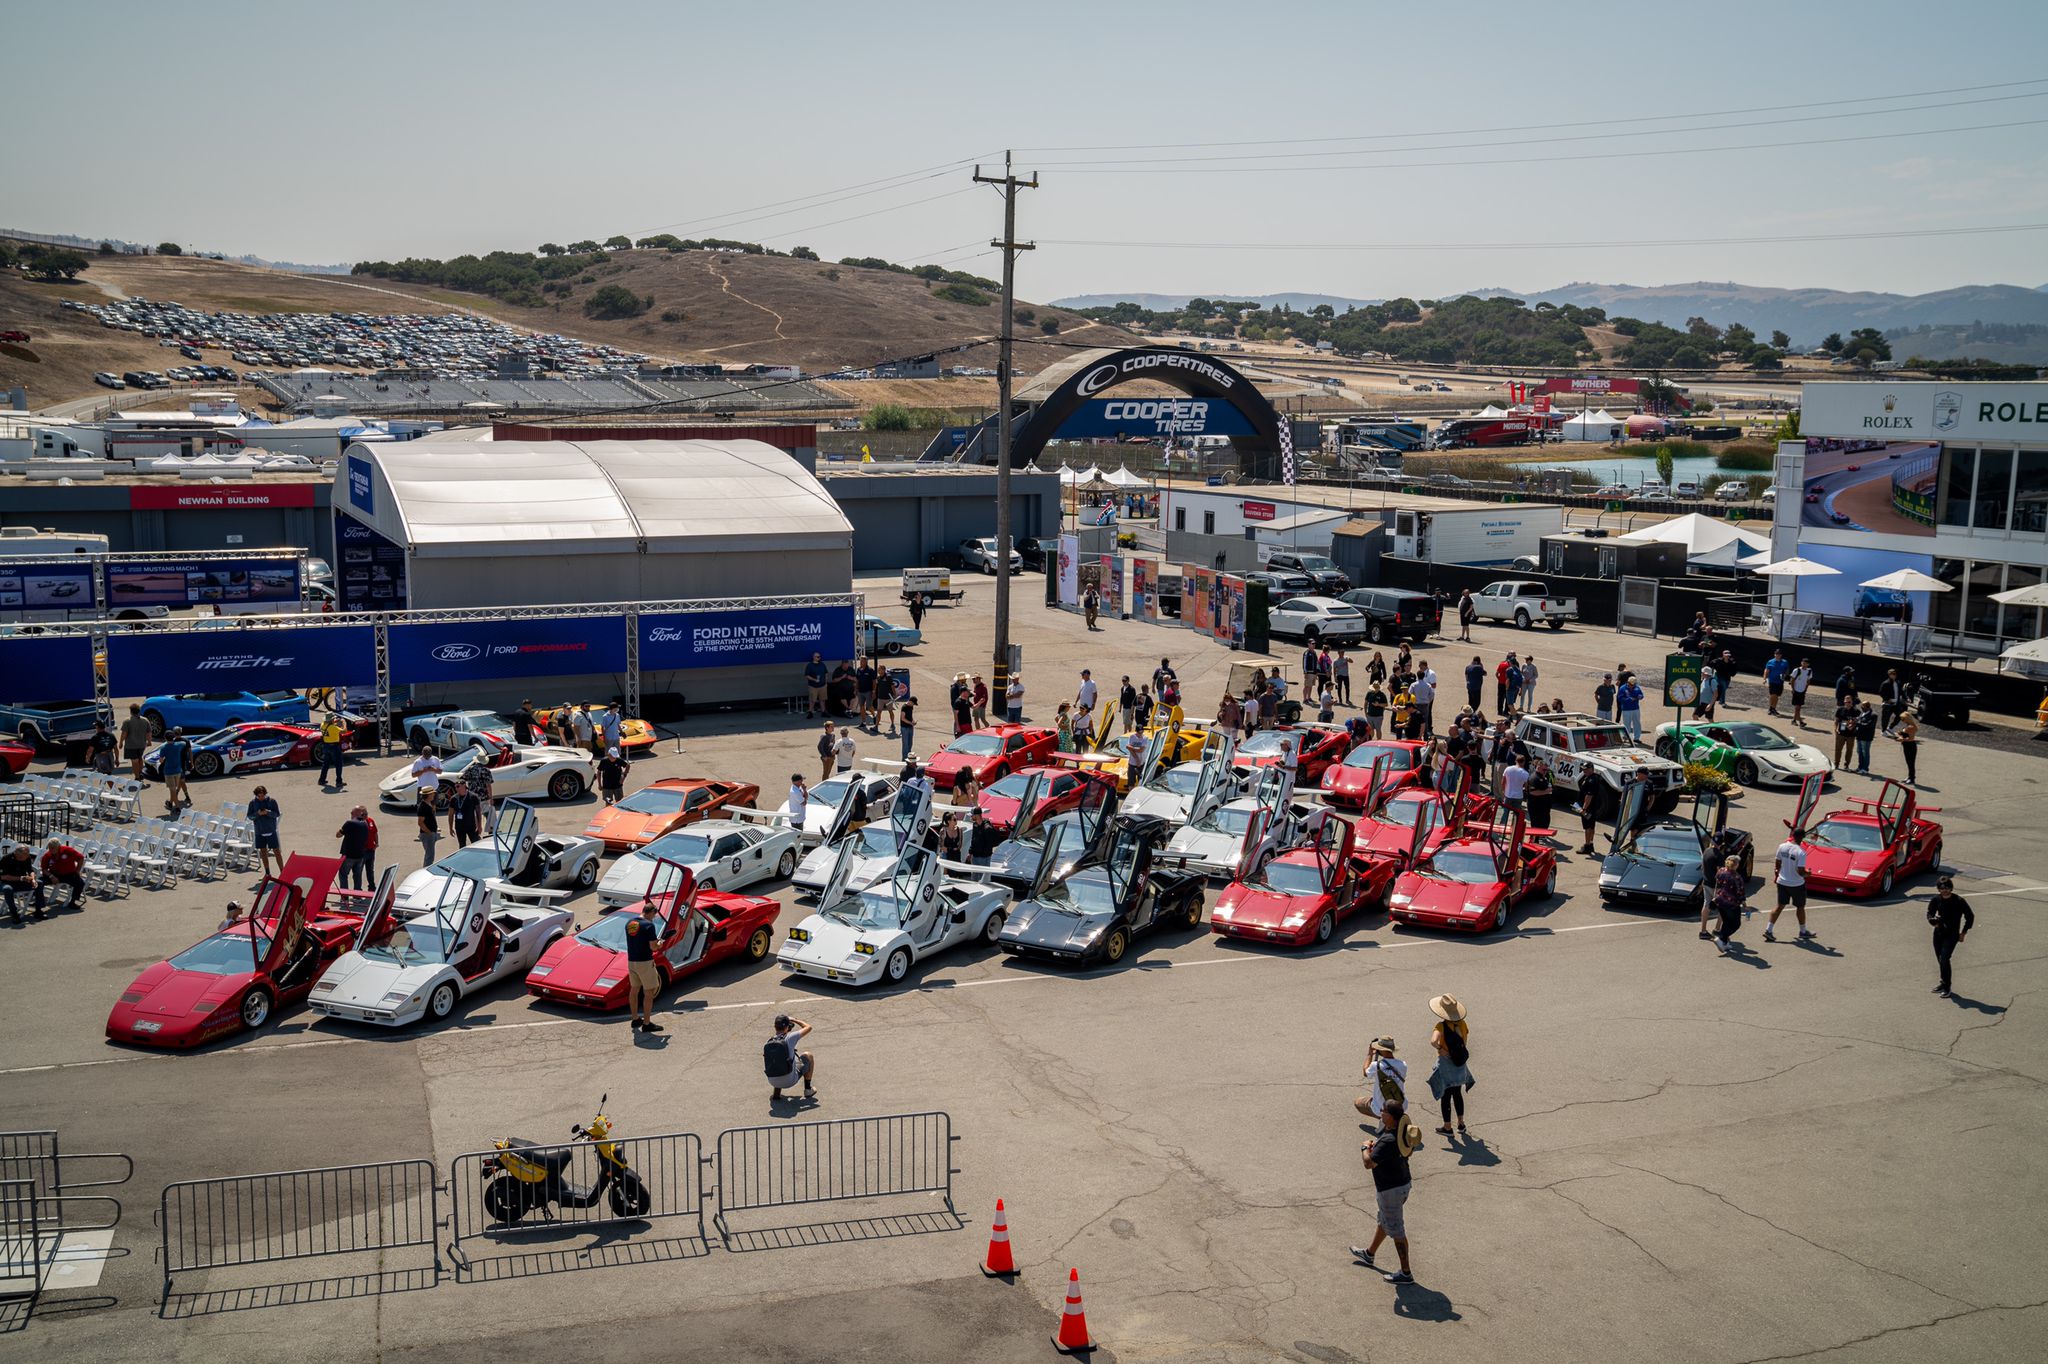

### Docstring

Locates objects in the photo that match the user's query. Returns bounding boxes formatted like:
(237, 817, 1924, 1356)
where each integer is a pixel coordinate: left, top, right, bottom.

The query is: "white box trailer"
(1392, 504, 1563, 566)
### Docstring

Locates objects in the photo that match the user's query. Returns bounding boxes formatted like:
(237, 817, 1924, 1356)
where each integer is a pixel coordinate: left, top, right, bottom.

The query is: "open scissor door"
(491, 799, 540, 882)
(1789, 770, 1825, 837)
(1607, 778, 1649, 861)
(350, 867, 400, 954)
(888, 776, 932, 851)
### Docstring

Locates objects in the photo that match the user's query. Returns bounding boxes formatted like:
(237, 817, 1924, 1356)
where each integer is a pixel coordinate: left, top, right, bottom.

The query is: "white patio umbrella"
(1990, 582, 2048, 608)
(1858, 568, 1953, 593)
(1750, 557, 1840, 577)
(1998, 637, 2048, 666)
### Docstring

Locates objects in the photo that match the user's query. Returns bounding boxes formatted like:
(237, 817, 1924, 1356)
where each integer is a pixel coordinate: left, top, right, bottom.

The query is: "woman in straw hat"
(1426, 995, 1474, 1136)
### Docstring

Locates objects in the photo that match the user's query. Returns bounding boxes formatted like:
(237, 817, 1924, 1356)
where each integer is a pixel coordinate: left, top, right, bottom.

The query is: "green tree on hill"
(566, 240, 600, 254)
(582, 284, 651, 320)
(604, 235, 633, 250)
(1770, 330, 1791, 350)
(862, 404, 913, 431)
(21, 245, 89, 280)
(790, 246, 819, 261)
(156, 242, 182, 256)
(1821, 332, 1844, 354)
(538, 243, 565, 256)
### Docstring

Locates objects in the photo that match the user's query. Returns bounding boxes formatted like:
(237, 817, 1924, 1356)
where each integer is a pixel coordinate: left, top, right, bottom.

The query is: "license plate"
(826, 969, 841, 979)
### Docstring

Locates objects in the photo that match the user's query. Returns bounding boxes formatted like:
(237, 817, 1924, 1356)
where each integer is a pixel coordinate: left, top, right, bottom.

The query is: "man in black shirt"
(967, 809, 1004, 866)
(335, 809, 371, 890)
(1350, 1100, 1415, 1284)
(1, 844, 38, 922)
(513, 700, 537, 747)
(1927, 877, 1975, 999)
(624, 898, 664, 1033)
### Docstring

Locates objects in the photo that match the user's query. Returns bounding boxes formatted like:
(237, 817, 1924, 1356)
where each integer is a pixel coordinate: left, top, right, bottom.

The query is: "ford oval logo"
(432, 642, 481, 662)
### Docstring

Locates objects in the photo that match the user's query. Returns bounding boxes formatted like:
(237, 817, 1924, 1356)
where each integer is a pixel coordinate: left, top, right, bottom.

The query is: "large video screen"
(1799, 439, 1937, 537)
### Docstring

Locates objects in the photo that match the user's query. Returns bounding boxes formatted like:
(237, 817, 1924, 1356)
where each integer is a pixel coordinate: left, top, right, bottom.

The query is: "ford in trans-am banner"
(389, 617, 627, 685)
(639, 605, 855, 670)
(105, 626, 375, 696)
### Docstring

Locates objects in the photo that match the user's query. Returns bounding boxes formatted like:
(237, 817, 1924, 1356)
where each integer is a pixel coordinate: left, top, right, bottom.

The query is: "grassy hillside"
(2, 242, 1133, 407)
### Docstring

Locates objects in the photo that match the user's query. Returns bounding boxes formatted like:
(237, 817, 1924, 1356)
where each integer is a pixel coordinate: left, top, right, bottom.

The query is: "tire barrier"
(446, 1131, 706, 1272)
(157, 1159, 438, 1300)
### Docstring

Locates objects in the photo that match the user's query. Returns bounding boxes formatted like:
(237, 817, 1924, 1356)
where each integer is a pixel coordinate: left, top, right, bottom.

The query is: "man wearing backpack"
(1354, 1037, 1408, 1120)
(765, 1014, 817, 1102)
(1351, 1099, 1418, 1285)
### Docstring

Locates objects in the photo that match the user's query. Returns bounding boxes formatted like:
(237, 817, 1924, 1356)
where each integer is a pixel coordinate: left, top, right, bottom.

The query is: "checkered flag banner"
(1279, 419, 1297, 485)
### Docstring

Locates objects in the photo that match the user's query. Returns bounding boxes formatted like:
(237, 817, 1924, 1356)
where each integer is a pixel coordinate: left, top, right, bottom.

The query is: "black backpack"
(1444, 1027, 1469, 1067)
(763, 1036, 793, 1078)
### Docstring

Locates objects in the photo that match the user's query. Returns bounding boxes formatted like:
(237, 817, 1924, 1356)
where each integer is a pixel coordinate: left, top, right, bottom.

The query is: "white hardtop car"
(790, 778, 932, 898)
(379, 737, 595, 807)
(776, 835, 1016, 988)
(770, 769, 898, 841)
(596, 817, 801, 909)
(404, 709, 517, 754)
(395, 830, 603, 913)
(1120, 730, 1242, 825)
(1163, 738, 1303, 878)
(311, 802, 572, 1027)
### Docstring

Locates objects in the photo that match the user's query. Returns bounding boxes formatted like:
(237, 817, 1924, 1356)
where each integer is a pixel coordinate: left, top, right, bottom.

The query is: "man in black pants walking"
(1927, 877, 1974, 999)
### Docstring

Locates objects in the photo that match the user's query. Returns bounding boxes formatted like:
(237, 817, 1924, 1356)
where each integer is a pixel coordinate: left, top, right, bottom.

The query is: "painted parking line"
(0, 919, 1674, 1079)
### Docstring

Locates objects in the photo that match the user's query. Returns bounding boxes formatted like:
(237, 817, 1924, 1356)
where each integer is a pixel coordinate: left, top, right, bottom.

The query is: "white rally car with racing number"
(593, 817, 801, 909)
(776, 835, 1014, 988)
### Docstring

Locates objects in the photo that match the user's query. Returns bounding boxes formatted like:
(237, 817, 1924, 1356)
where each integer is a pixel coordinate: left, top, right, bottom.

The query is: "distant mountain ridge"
(1059, 280, 2048, 349)
(1053, 291, 1381, 313)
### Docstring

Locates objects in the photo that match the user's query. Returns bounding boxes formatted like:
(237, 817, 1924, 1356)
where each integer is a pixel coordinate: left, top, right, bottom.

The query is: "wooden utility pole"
(974, 152, 1036, 708)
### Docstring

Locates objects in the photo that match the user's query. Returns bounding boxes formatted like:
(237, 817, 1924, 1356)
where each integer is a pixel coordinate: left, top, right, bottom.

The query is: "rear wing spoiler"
(1842, 795, 1943, 814)
(936, 858, 999, 884)
(861, 757, 910, 775)
(486, 882, 572, 908)
(727, 805, 796, 827)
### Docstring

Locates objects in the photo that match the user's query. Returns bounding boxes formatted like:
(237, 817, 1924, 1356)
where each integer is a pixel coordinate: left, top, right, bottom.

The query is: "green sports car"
(1652, 720, 1832, 788)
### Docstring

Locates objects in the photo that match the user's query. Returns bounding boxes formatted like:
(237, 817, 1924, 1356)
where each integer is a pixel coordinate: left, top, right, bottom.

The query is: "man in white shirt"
(410, 747, 443, 798)
(1410, 673, 1436, 738)
(1353, 1038, 1409, 1120)
(833, 728, 856, 774)
(1075, 669, 1098, 720)
(1766, 831, 1816, 944)
(1500, 757, 1530, 813)
(787, 775, 808, 827)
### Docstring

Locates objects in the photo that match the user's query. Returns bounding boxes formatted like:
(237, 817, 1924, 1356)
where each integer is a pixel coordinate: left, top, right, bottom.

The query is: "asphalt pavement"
(4, 579, 2043, 1363)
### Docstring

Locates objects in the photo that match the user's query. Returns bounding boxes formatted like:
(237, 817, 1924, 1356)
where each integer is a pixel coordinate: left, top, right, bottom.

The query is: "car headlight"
(1389, 893, 1412, 907)
(381, 991, 409, 1004)
(1463, 900, 1492, 914)
(788, 927, 811, 943)
(853, 942, 876, 956)
(595, 976, 620, 988)
(529, 965, 552, 977)
(1212, 904, 1233, 920)
(1281, 914, 1306, 927)
(313, 980, 335, 992)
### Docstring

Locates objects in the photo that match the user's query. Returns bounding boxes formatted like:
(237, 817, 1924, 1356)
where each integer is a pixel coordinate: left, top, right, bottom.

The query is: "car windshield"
(1377, 795, 1438, 828)
(642, 832, 713, 864)
(1157, 766, 1204, 796)
(986, 772, 1035, 800)
(946, 734, 1002, 757)
(1342, 744, 1414, 772)
(168, 930, 268, 976)
(1038, 873, 1119, 917)
(1724, 723, 1796, 751)
(1238, 731, 1293, 756)
(811, 775, 856, 806)
(1567, 726, 1632, 752)
(617, 787, 688, 815)
(455, 711, 499, 726)
(1618, 826, 1701, 864)
(838, 885, 908, 931)
(1199, 806, 1256, 836)
(1427, 849, 1502, 884)
(195, 726, 243, 746)
(1809, 818, 1886, 852)
(256, 690, 299, 703)
(855, 825, 898, 855)
(1296, 556, 1337, 572)
(431, 845, 502, 880)
(1254, 861, 1327, 896)
(577, 910, 664, 951)
(1318, 603, 1363, 617)
(363, 916, 456, 965)
(439, 745, 486, 773)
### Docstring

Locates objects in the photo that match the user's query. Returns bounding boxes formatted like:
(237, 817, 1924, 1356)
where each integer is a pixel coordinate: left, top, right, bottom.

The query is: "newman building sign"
(1801, 382, 2048, 442)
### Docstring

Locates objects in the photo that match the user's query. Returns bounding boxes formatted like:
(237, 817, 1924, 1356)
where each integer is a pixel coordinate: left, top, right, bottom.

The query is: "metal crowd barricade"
(0, 796, 84, 847)
(0, 1179, 43, 1306)
(445, 1131, 706, 1270)
(156, 1159, 438, 1300)
(0, 1128, 130, 1237)
(713, 1112, 958, 1246)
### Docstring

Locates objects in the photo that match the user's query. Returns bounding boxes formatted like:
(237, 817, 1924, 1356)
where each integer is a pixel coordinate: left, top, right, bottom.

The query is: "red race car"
(1235, 724, 1353, 787)
(1790, 774, 1943, 898)
(976, 765, 1108, 833)
(1387, 810, 1557, 934)
(0, 739, 32, 778)
(1319, 739, 1429, 808)
(922, 724, 1056, 791)
(1211, 812, 1399, 947)
(525, 859, 780, 1010)
(106, 854, 376, 1048)
(582, 777, 760, 852)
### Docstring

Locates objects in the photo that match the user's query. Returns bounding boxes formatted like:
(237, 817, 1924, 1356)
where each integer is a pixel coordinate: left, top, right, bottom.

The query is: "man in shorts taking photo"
(765, 1014, 817, 1102)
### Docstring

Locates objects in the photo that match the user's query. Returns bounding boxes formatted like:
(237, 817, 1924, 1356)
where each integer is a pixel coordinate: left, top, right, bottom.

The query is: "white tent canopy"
(1617, 512, 1771, 559)
(1560, 409, 1623, 441)
(1102, 465, 1149, 487)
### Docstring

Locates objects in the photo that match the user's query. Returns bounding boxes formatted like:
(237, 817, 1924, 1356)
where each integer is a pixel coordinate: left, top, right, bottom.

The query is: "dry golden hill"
(2, 243, 1134, 407)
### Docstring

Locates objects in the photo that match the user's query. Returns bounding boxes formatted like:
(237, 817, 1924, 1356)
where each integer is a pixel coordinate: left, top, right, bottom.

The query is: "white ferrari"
(378, 738, 595, 808)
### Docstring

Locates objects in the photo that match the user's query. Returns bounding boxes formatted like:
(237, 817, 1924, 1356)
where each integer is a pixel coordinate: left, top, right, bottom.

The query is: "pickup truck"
(0, 698, 113, 753)
(1470, 580, 1577, 631)
(1514, 711, 1686, 818)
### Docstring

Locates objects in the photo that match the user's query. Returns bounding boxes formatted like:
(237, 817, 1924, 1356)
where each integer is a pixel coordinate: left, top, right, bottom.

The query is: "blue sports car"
(141, 690, 311, 736)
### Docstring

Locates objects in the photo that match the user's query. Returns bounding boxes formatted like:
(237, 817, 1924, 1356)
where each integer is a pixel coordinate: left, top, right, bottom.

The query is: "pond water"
(1509, 452, 1725, 486)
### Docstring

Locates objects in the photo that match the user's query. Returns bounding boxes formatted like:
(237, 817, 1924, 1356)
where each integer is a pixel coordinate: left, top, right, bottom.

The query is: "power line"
(1012, 76, 2048, 153)
(750, 187, 976, 246)
(1044, 115, 2048, 176)
(1029, 89, 2048, 169)
(627, 154, 990, 239)
(1039, 221, 2048, 252)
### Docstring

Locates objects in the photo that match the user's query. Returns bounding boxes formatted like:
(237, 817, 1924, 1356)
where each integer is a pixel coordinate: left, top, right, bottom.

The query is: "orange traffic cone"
(982, 1198, 1018, 1277)
(1052, 1267, 1095, 1354)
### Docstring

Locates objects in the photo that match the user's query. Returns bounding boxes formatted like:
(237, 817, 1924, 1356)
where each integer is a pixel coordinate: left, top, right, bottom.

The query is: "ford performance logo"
(432, 643, 481, 663)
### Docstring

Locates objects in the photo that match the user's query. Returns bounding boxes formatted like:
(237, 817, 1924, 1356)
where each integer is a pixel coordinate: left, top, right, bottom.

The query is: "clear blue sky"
(8, 0, 2047, 301)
